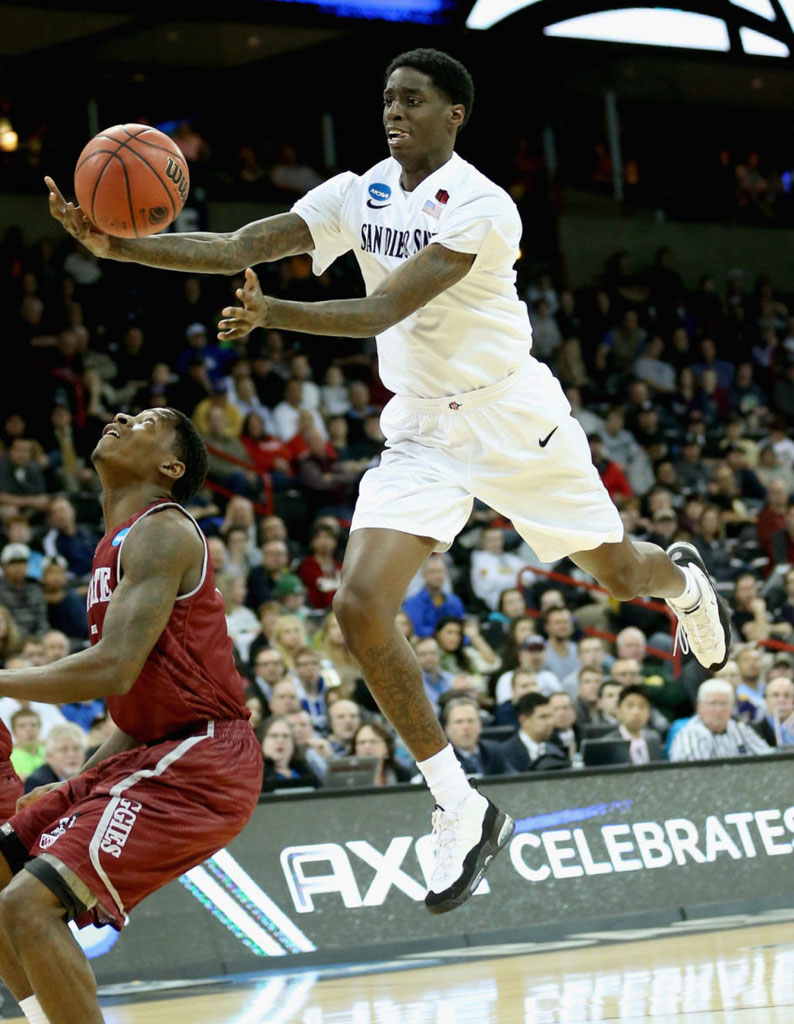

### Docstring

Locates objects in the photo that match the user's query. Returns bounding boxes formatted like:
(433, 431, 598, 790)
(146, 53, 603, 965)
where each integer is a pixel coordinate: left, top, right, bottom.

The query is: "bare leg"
(570, 537, 685, 601)
(0, 871, 104, 1024)
(334, 528, 447, 762)
(0, 854, 35, 1002)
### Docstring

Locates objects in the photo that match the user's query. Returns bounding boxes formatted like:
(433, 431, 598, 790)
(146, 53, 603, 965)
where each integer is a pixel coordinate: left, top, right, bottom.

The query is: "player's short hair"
(385, 48, 474, 129)
(163, 408, 208, 504)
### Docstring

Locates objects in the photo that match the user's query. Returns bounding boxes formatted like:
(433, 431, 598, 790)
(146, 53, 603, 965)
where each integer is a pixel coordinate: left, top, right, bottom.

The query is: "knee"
(0, 880, 36, 943)
(597, 564, 645, 602)
(333, 584, 394, 648)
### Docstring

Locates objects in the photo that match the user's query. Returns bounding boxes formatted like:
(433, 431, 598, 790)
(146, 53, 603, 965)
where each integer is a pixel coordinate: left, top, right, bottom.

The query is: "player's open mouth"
(387, 130, 409, 144)
(102, 427, 120, 439)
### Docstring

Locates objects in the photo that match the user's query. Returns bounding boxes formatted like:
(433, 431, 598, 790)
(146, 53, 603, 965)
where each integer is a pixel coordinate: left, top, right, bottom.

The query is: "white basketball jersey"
(291, 152, 534, 399)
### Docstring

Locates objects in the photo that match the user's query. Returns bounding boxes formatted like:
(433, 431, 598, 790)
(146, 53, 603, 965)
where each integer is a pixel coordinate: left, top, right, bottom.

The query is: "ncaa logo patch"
(367, 182, 391, 208)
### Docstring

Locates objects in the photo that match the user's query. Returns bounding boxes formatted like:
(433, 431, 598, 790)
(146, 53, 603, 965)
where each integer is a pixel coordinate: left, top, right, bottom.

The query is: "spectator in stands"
(40, 495, 96, 582)
(692, 505, 735, 582)
(353, 722, 414, 785)
(297, 523, 342, 610)
(286, 708, 332, 781)
(247, 538, 291, 611)
(501, 693, 571, 772)
(271, 574, 309, 618)
(345, 381, 377, 445)
(560, 636, 612, 696)
(593, 679, 623, 728)
(772, 567, 794, 637)
(434, 616, 500, 693)
(222, 524, 257, 579)
(313, 611, 360, 694)
(669, 679, 771, 761)
(596, 308, 648, 381)
(548, 691, 581, 761)
(171, 355, 214, 414)
(248, 646, 286, 708)
(193, 382, 245, 440)
(240, 412, 293, 484)
(326, 699, 362, 757)
(566, 386, 605, 438)
(220, 575, 261, 664)
(753, 675, 794, 747)
(0, 544, 46, 639)
(600, 405, 653, 496)
(273, 378, 327, 442)
(633, 335, 676, 395)
(469, 526, 528, 611)
(270, 614, 309, 673)
(442, 694, 511, 777)
(731, 574, 770, 644)
(494, 635, 560, 702)
(528, 298, 562, 362)
(0, 438, 50, 517)
(40, 554, 88, 640)
(293, 647, 331, 731)
(493, 668, 542, 727)
(9, 707, 45, 781)
(260, 716, 320, 793)
(588, 433, 633, 505)
(201, 404, 259, 500)
(321, 365, 351, 418)
(604, 685, 665, 762)
(541, 607, 580, 681)
(756, 442, 794, 495)
(402, 556, 465, 638)
(177, 322, 228, 383)
(733, 644, 766, 722)
(0, 606, 21, 668)
(771, 500, 794, 566)
(574, 665, 603, 729)
(23, 721, 86, 793)
(415, 636, 455, 711)
(268, 678, 302, 717)
(674, 433, 709, 497)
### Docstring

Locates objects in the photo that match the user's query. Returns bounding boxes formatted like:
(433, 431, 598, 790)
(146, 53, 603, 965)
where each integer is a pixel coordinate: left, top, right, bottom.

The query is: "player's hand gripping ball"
(73, 124, 190, 238)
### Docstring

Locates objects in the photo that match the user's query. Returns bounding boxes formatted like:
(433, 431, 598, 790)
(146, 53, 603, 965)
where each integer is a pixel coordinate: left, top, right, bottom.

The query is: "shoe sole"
(667, 541, 732, 672)
(425, 808, 515, 916)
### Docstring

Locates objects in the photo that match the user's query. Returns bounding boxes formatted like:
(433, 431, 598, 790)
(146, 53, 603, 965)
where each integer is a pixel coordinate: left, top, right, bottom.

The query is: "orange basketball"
(74, 124, 190, 238)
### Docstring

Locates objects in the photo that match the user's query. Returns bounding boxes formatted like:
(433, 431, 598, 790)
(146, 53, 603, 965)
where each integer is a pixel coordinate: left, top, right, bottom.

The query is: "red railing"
(518, 565, 794, 675)
(519, 565, 682, 675)
(204, 442, 275, 516)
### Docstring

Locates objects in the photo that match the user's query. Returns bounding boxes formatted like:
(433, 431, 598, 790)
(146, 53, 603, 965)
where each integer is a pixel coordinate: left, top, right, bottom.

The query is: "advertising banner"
(88, 754, 794, 984)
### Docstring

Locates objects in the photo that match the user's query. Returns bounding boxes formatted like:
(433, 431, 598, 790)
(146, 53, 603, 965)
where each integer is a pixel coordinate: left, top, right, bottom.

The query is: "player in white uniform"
(45, 48, 730, 916)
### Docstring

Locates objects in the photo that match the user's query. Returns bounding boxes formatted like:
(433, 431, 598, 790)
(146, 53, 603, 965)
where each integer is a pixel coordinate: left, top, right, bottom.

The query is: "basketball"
(73, 124, 190, 238)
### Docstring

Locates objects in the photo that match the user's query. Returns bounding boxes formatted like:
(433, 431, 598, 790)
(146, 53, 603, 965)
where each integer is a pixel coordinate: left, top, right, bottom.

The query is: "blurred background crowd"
(1, 176, 794, 792)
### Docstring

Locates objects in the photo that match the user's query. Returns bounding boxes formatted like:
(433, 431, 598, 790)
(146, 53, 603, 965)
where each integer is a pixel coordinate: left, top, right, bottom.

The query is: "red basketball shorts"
(5, 719, 262, 930)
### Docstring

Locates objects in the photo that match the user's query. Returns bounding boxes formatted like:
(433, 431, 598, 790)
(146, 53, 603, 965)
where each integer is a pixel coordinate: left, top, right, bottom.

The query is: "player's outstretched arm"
(218, 242, 476, 340)
(0, 512, 200, 704)
(45, 176, 313, 274)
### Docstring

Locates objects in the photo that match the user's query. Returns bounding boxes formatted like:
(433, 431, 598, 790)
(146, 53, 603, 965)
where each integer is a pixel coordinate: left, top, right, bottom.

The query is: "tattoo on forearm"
(113, 213, 312, 274)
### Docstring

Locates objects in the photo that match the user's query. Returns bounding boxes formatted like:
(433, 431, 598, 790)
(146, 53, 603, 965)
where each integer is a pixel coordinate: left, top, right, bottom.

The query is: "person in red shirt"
(297, 522, 343, 610)
(587, 433, 633, 505)
(240, 411, 293, 479)
(0, 408, 262, 1024)
(756, 478, 789, 564)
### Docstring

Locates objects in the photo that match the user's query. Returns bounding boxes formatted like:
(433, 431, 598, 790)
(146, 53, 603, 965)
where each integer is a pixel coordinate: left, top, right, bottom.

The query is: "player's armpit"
(97, 512, 204, 693)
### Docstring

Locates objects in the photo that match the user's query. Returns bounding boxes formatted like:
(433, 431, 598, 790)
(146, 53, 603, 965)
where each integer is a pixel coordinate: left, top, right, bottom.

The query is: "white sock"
(20, 995, 50, 1024)
(669, 565, 701, 611)
(417, 744, 473, 813)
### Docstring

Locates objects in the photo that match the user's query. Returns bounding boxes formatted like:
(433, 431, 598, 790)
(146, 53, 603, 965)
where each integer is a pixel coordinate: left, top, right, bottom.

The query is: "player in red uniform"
(0, 722, 23, 823)
(0, 407, 263, 1024)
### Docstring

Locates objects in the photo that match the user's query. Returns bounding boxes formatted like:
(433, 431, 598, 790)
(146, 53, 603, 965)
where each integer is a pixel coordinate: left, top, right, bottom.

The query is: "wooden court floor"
(6, 918, 794, 1023)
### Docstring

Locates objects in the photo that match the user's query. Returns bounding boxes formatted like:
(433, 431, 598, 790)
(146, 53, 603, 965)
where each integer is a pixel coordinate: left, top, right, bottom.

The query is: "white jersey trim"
(115, 502, 208, 602)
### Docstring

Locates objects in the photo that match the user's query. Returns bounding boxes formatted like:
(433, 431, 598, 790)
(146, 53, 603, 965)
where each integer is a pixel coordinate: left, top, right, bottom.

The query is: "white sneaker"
(666, 541, 731, 672)
(425, 787, 515, 915)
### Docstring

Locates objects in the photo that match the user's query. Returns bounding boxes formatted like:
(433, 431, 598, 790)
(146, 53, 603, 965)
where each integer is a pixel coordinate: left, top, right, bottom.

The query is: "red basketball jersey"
(86, 500, 249, 742)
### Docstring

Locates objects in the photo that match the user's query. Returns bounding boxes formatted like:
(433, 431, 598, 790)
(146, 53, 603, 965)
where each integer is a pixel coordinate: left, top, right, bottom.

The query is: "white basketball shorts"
(350, 356, 624, 563)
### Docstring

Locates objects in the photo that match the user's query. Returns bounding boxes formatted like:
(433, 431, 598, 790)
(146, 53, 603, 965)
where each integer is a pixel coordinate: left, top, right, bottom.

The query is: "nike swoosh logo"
(366, 200, 391, 209)
(539, 426, 558, 448)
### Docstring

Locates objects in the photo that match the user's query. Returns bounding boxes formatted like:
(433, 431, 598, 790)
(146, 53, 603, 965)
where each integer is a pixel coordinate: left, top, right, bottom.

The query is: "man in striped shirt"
(670, 679, 772, 761)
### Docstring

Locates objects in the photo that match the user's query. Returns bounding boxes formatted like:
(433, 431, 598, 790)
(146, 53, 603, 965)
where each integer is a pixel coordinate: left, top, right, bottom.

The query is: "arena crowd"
(1, 205, 794, 793)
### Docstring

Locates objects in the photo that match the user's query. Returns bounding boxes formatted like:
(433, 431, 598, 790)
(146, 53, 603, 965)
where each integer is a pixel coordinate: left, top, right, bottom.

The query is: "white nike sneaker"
(666, 541, 731, 672)
(425, 787, 515, 916)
